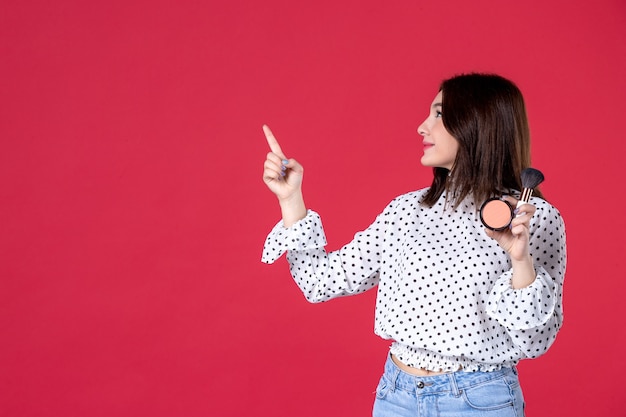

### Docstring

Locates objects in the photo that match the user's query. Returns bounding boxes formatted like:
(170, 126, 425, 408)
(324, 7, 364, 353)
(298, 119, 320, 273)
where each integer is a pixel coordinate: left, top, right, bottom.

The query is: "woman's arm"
(485, 196, 538, 289)
(486, 200, 567, 358)
(261, 124, 389, 302)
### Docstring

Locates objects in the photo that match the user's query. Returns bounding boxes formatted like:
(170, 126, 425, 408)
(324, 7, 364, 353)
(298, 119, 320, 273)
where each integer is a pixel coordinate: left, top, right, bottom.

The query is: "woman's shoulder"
(388, 188, 430, 206)
(529, 196, 565, 226)
(530, 196, 561, 213)
(376, 188, 431, 218)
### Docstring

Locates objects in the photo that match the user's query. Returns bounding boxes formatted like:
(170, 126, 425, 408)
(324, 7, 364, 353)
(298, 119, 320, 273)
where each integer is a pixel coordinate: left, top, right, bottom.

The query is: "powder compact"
(479, 198, 515, 231)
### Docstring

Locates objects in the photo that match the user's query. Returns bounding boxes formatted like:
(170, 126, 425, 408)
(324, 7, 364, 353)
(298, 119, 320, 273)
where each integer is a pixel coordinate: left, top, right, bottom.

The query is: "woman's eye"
(435, 110, 442, 118)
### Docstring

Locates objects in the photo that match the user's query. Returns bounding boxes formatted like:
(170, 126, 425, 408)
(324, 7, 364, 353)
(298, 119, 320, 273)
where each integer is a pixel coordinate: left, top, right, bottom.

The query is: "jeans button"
(417, 381, 425, 389)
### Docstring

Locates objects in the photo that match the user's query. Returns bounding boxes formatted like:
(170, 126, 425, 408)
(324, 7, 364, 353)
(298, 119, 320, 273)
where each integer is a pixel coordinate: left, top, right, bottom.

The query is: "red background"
(2, 1, 625, 416)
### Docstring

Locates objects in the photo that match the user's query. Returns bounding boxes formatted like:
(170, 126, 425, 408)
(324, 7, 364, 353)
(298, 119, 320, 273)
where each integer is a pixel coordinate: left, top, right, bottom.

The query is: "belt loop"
(386, 353, 400, 393)
(390, 365, 400, 393)
(447, 372, 461, 396)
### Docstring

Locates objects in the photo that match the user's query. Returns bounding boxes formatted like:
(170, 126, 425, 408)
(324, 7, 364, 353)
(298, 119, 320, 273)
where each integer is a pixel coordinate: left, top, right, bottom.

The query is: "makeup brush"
(518, 167, 545, 209)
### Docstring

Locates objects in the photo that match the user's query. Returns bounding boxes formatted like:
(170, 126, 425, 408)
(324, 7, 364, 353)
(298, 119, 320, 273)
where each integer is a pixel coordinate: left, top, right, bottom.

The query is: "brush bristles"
(521, 168, 545, 190)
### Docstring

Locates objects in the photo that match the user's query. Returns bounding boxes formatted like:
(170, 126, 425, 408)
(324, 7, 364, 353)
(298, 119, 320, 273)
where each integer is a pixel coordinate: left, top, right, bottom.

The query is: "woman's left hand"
(484, 196, 535, 262)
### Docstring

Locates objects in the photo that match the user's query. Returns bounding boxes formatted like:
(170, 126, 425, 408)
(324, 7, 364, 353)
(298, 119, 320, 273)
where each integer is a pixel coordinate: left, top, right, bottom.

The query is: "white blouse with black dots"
(262, 189, 566, 372)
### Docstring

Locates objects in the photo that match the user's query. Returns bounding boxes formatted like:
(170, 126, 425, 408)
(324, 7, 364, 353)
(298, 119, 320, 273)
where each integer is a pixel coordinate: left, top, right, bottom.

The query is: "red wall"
(2, 1, 625, 416)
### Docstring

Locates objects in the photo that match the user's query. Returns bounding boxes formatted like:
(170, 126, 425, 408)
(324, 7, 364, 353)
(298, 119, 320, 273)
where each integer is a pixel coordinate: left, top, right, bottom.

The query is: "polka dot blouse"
(262, 189, 566, 372)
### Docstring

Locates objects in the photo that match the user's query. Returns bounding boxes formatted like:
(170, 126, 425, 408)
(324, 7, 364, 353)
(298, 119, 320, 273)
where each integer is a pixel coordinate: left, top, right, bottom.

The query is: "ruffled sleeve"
(261, 210, 327, 264)
(487, 268, 557, 330)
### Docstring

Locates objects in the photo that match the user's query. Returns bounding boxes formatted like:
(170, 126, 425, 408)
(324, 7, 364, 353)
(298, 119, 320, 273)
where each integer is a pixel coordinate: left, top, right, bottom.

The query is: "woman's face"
(417, 91, 459, 170)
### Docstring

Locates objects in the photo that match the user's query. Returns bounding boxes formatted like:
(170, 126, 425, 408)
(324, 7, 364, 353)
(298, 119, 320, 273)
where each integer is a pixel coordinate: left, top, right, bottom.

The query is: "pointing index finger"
(263, 124, 286, 159)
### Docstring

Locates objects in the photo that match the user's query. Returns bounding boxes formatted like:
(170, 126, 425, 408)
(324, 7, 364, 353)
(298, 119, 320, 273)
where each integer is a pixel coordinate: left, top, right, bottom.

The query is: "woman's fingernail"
(282, 159, 289, 165)
(281, 165, 287, 171)
(280, 171, 286, 177)
(513, 208, 519, 215)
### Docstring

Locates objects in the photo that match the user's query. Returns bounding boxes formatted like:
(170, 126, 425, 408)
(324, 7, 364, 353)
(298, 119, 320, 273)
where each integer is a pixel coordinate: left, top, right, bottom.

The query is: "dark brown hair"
(421, 73, 543, 208)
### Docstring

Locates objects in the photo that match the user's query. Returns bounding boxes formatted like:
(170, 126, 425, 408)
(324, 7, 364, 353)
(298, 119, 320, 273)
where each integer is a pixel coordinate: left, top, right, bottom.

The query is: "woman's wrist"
(279, 192, 307, 228)
(510, 255, 536, 289)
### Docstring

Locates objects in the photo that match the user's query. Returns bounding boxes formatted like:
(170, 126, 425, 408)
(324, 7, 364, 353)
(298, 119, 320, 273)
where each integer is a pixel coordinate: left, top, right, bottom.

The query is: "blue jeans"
(373, 354, 525, 417)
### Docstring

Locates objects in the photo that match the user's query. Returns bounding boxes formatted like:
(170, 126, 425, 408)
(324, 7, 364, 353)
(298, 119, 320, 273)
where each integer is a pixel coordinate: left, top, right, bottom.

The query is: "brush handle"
(515, 188, 533, 216)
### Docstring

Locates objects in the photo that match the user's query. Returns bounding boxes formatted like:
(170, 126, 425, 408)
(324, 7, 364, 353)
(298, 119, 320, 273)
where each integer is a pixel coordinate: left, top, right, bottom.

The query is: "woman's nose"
(417, 120, 428, 136)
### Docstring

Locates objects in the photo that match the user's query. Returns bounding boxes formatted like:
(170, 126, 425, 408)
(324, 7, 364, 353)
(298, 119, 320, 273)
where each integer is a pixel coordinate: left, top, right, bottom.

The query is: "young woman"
(261, 73, 566, 417)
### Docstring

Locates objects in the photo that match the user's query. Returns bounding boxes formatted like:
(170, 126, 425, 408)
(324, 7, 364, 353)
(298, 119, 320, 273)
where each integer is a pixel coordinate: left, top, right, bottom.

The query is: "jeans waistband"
(382, 353, 517, 395)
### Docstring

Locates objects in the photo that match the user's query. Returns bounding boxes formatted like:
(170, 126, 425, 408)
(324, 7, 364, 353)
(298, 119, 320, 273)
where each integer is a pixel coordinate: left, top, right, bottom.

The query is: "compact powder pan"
(479, 198, 514, 231)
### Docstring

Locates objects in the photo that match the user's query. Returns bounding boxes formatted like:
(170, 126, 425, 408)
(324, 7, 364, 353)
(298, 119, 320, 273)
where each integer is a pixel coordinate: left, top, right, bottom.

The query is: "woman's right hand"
(262, 125, 307, 227)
